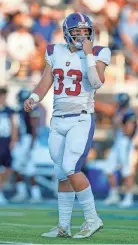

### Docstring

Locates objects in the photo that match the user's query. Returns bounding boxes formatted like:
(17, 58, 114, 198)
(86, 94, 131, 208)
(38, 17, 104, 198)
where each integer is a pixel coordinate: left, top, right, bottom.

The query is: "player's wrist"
(29, 93, 40, 103)
(86, 54, 96, 67)
(85, 50, 92, 55)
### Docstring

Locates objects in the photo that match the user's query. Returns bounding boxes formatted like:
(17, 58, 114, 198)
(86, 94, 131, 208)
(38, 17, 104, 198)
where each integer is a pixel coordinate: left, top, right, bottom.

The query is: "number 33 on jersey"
(45, 44, 111, 116)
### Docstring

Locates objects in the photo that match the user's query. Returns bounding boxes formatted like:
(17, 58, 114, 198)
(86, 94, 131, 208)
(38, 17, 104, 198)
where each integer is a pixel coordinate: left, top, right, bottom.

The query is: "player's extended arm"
(24, 63, 53, 112)
(32, 63, 53, 101)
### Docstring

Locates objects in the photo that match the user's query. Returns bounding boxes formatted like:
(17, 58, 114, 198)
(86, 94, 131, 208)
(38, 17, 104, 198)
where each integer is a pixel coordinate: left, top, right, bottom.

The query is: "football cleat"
(28, 197, 44, 203)
(73, 217, 103, 239)
(0, 192, 8, 204)
(10, 193, 29, 203)
(104, 194, 120, 205)
(41, 225, 71, 238)
(118, 197, 134, 208)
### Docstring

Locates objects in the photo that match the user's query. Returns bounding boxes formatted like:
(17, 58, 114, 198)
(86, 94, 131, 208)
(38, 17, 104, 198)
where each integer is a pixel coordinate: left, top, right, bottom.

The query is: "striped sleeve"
(93, 46, 111, 65)
(45, 44, 55, 67)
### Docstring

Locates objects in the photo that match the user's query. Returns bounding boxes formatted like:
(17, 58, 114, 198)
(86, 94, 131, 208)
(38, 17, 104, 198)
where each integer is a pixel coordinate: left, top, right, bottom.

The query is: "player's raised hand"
(24, 98, 35, 112)
(83, 39, 93, 55)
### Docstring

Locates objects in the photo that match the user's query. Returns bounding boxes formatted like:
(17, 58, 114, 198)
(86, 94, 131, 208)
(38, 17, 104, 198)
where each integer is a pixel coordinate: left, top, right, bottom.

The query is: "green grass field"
(0, 205, 138, 244)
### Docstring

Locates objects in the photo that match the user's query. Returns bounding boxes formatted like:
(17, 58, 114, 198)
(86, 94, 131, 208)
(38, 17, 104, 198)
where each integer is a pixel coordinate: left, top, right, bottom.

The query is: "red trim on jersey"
(92, 46, 104, 56)
(47, 44, 55, 56)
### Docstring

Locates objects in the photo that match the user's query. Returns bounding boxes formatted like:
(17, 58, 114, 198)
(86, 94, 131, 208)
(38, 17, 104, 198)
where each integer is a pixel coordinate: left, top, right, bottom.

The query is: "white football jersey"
(45, 44, 111, 116)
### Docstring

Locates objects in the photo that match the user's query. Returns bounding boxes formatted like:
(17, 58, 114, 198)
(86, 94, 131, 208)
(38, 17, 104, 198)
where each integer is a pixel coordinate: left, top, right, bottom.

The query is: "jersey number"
(53, 69, 82, 96)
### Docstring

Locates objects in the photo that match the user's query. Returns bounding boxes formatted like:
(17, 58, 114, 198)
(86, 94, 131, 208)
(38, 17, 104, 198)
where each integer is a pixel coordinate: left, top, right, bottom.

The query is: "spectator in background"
(0, 30, 6, 84)
(120, 0, 138, 22)
(0, 0, 25, 14)
(0, 87, 18, 204)
(2, 11, 22, 39)
(82, 0, 107, 13)
(0, 2, 6, 30)
(103, 1, 122, 51)
(124, 36, 138, 79)
(45, 0, 62, 6)
(118, 7, 138, 52)
(29, 2, 40, 22)
(7, 24, 36, 62)
(31, 7, 58, 44)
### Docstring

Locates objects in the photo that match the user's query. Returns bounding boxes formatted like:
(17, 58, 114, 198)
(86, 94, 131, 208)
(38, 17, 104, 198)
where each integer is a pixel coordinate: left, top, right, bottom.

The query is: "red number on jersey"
(65, 70, 82, 96)
(53, 69, 82, 96)
(53, 69, 64, 95)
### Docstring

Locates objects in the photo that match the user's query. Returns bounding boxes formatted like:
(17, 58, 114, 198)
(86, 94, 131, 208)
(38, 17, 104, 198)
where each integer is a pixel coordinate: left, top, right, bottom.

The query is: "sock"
(0, 191, 7, 200)
(16, 181, 28, 196)
(58, 192, 75, 230)
(110, 187, 119, 196)
(123, 192, 133, 201)
(76, 185, 98, 222)
(31, 185, 42, 200)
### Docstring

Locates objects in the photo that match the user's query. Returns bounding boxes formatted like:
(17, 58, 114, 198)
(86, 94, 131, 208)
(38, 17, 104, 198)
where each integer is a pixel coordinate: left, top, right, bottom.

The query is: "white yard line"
(0, 223, 80, 229)
(0, 223, 50, 228)
(0, 242, 32, 244)
(0, 212, 24, 216)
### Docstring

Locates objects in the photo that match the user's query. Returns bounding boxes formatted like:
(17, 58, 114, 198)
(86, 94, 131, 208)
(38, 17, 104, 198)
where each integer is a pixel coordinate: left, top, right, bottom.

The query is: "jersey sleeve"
(45, 44, 55, 67)
(93, 46, 111, 65)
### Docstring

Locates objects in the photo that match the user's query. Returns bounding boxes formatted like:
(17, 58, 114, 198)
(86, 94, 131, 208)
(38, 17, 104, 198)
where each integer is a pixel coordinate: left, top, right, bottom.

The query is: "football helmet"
(63, 12, 95, 49)
(17, 88, 31, 105)
(122, 111, 137, 137)
(115, 93, 130, 108)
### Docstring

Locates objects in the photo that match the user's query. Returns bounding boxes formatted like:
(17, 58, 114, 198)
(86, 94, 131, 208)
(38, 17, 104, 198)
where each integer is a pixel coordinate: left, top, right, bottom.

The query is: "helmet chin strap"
(70, 35, 85, 49)
(69, 40, 82, 50)
(73, 39, 83, 49)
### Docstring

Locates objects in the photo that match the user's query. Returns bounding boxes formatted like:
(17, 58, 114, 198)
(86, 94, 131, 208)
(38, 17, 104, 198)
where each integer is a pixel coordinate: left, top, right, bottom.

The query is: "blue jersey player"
(0, 87, 18, 204)
(104, 110, 137, 207)
(11, 88, 40, 202)
(24, 13, 111, 238)
(104, 93, 135, 206)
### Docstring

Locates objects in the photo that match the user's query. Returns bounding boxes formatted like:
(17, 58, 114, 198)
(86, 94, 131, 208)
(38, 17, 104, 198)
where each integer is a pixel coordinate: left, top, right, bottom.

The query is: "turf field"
(0, 201, 138, 244)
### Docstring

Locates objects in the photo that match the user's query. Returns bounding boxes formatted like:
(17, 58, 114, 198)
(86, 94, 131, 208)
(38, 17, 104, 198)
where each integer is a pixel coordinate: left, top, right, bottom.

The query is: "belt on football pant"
(54, 110, 88, 118)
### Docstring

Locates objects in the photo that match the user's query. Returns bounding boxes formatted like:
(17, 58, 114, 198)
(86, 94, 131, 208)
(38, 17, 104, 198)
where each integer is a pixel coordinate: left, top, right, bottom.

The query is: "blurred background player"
(104, 92, 134, 204)
(112, 93, 132, 139)
(104, 110, 137, 207)
(11, 88, 42, 203)
(0, 87, 18, 204)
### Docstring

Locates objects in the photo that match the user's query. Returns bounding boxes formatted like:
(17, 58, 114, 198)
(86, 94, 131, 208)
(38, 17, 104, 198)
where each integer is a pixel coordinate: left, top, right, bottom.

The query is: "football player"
(104, 93, 135, 205)
(0, 87, 18, 204)
(11, 88, 41, 202)
(24, 12, 111, 238)
(104, 111, 137, 207)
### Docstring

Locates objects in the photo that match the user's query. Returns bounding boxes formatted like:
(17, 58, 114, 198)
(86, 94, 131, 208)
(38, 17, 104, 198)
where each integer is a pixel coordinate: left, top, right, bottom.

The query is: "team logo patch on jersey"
(66, 62, 70, 66)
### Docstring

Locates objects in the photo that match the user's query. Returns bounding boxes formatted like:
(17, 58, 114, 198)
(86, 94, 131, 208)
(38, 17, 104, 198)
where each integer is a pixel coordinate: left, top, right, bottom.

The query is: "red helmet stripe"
(83, 14, 88, 22)
(77, 12, 85, 22)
